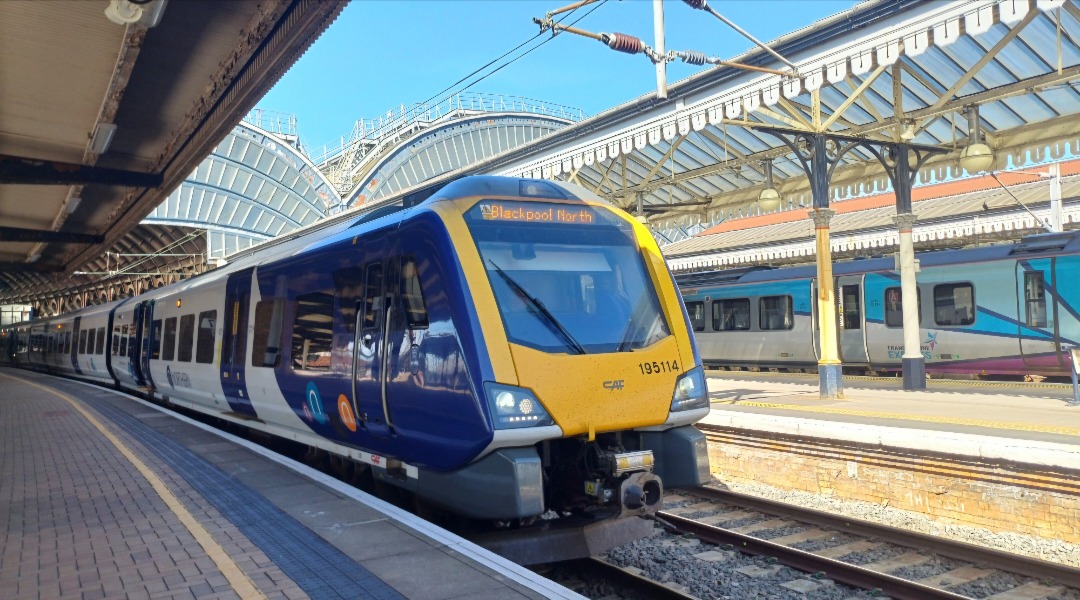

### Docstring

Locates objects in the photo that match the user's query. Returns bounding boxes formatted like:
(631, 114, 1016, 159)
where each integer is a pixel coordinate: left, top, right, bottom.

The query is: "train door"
(352, 246, 405, 438)
(137, 300, 156, 388)
(220, 269, 257, 417)
(1015, 260, 1061, 366)
(70, 317, 83, 375)
(837, 275, 869, 365)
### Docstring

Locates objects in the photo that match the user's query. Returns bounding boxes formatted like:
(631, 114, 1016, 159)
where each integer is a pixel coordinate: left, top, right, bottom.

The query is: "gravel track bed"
(755, 524, 808, 540)
(888, 555, 965, 581)
(680, 509, 726, 520)
(604, 525, 865, 600)
(835, 542, 908, 566)
(710, 515, 768, 529)
(949, 572, 1031, 598)
(791, 533, 859, 552)
(711, 480, 1080, 567)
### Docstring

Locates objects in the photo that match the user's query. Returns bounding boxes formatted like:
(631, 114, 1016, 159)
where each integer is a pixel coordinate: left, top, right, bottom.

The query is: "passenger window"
(112, 327, 121, 355)
(196, 311, 217, 364)
(685, 301, 706, 332)
(251, 300, 284, 368)
(361, 263, 384, 346)
(759, 296, 794, 331)
(150, 319, 162, 360)
(87, 329, 97, 356)
(934, 283, 975, 326)
(96, 327, 105, 355)
(1024, 272, 1047, 327)
(292, 291, 334, 371)
(713, 299, 751, 331)
(178, 314, 195, 362)
(79, 329, 88, 354)
(884, 287, 922, 328)
(119, 327, 128, 357)
(162, 318, 177, 361)
(332, 267, 365, 337)
(841, 285, 861, 330)
(401, 258, 429, 328)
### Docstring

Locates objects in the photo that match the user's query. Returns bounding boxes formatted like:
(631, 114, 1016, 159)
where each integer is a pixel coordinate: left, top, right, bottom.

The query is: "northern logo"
(602, 380, 624, 391)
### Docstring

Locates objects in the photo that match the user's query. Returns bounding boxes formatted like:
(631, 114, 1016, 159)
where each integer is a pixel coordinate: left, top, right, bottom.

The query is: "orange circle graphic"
(338, 394, 357, 432)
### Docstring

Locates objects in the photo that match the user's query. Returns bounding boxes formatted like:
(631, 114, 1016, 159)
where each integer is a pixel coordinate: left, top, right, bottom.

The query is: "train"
(1, 175, 711, 524)
(675, 230, 1080, 378)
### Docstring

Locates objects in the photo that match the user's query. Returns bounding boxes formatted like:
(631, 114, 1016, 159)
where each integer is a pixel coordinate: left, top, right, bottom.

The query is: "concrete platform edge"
(63, 377, 586, 600)
(706, 409, 1080, 471)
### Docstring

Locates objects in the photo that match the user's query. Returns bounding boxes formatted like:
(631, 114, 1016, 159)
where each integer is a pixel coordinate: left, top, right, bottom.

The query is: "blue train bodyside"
(676, 231, 1080, 377)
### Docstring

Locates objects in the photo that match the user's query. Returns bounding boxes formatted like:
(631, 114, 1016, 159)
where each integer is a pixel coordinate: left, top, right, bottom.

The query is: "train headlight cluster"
(671, 366, 708, 412)
(485, 383, 554, 429)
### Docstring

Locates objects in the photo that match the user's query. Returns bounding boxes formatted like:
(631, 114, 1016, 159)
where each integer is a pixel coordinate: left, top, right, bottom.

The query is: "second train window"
(759, 296, 793, 330)
(713, 299, 750, 331)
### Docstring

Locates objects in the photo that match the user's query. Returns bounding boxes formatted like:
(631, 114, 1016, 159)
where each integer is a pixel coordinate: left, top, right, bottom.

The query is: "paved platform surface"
(703, 370, 1080, 446)
(0, 368, 580, 600)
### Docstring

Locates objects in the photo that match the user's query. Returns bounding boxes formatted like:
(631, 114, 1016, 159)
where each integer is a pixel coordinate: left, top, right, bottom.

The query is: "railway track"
(599, 486, 1080, 599)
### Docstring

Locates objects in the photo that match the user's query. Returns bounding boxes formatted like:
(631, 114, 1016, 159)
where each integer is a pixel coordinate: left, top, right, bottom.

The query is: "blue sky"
(257, 0, 856, 153)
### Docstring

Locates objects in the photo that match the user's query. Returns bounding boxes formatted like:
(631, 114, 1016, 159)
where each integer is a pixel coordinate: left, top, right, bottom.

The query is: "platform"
(0, 368, 581, 600)
(703, 370, 1080, 447)
(698, 371, 1080, 548)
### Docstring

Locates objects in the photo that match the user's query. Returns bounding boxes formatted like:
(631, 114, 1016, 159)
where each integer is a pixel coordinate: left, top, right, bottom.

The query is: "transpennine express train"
(1, 176, 710, 523)
(676, 231, 1080, 378)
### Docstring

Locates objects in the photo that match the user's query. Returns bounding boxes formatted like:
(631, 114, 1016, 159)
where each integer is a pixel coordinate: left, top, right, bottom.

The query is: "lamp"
(66, 196, 82, 214)
(959, 105, 994, 174)
(105, 0, 167, 28)
(90, 123, 117, 155)
(758, 159, 782, 212)
(960, 143, 994, 173)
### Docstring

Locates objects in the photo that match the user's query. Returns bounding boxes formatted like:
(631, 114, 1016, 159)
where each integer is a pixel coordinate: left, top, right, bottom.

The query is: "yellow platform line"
(2, 373, 267, 600)
(708, 370, 1069, 389)
(712, 399, 1080, 436)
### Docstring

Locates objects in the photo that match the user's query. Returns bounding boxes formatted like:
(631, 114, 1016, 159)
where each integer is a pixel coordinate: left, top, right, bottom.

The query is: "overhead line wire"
(419, 1, 609, 107)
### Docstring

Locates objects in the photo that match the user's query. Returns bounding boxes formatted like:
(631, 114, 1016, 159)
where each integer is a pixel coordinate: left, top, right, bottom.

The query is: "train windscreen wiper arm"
(487, 259, 586, 355)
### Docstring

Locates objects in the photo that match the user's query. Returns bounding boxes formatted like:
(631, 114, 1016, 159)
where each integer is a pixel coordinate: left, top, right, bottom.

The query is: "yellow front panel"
(510, 336, 682, 434)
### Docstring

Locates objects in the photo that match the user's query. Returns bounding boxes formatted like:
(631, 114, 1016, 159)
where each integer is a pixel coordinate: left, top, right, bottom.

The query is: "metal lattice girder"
(467, 0, 1079, 238)
(143, 121, 336, 243)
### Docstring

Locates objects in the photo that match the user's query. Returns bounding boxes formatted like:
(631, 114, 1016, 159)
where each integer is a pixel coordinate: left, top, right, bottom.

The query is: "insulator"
(604, 32, 646, 54)
(682, 0, 708, 9)
(680, 50, 707, 66)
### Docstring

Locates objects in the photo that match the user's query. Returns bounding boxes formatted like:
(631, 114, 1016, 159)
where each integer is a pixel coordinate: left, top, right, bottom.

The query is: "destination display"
(470, 200, 601, 226)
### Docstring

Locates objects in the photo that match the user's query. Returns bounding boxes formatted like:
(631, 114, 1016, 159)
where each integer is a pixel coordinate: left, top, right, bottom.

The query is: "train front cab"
(414, 179, 712, 519)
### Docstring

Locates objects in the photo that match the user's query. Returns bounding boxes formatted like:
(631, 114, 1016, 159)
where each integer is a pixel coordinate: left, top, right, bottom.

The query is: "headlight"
(484, 383, 554, 429)
(671, 366, 708, 412)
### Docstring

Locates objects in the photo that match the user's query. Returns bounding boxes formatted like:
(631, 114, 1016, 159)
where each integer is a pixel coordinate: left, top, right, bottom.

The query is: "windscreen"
(464, 199, 670, 354)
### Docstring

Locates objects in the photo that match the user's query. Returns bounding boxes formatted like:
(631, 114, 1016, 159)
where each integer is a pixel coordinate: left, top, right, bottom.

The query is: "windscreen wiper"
(616, 296, 645, 352)
(487, 259, 586, 355)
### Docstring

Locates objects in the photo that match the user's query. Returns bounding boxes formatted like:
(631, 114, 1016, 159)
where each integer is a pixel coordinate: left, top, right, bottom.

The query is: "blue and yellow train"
(2, 176, 710, 522)
(676, 231, 1080, 378)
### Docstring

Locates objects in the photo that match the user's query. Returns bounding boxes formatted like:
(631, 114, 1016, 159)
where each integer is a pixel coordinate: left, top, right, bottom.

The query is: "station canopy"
(467, 0, 1079, 246)
(0, 0, 343, 302)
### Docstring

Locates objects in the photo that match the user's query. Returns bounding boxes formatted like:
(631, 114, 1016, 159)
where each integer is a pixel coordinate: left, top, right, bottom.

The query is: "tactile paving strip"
(82, 391, 405, 600)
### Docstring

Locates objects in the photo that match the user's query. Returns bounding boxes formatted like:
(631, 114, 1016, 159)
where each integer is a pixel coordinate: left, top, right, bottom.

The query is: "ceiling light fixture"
(959, 105, 994, 174)
(757, 159, 782, 212)
(90, 123, 118, 155)
(105, 0, 168, 28)
(66, 196, 82, 214)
